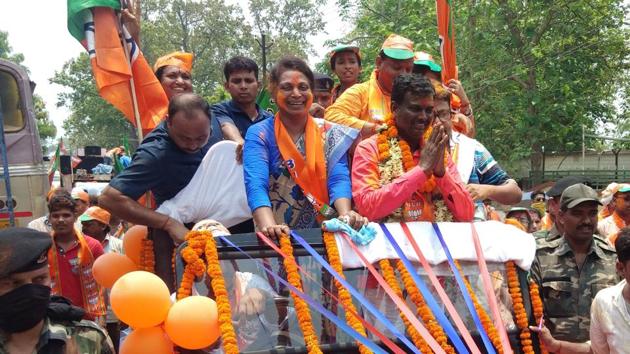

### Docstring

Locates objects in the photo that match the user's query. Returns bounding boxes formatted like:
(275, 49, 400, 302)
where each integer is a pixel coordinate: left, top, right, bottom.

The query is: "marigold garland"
(454, 260, 503, 354)
(322, 232, 371, 354)
(176, 231, 239, 354)
(140, 238, 155, 273)
(529, 280, 549, 354)
(377, 113, 456, 222)
(378, 259, 432, 353)
(279, 233, 322, 354)
(506, 261, 534, 354)
(205, 231, 239, 354)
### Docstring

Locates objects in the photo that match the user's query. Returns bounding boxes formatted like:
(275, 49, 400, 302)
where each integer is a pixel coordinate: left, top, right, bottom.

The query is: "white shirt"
(598, 215, 623, 245)
(590, 280, 630, 354)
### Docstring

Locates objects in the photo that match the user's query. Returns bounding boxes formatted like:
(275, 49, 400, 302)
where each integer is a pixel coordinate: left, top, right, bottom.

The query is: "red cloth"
(55, 236, 104, 310)
(351, 135, 474, 222)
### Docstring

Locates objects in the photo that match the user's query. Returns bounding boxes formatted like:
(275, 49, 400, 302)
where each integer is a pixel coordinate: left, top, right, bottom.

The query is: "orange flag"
(70, 5, 167, 134)
(436, 0, 458, 83)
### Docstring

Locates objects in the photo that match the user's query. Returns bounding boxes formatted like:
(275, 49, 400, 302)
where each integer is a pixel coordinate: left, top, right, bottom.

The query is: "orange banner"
(436, 0, 457, 83)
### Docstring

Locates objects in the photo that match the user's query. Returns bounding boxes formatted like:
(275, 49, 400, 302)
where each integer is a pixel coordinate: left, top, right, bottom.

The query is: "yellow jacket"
(324, 71, 391, 130)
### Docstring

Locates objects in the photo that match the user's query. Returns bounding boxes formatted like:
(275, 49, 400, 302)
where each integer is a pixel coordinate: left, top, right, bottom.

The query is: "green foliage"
(0, 31, 25, 67)
(335, 0, 630, 174)
(50, 53, 133, 148)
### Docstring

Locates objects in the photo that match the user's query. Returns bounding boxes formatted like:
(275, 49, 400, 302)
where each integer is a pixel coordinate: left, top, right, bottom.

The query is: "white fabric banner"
(334, 221, 536, 271)
(157, 141, 251, 227)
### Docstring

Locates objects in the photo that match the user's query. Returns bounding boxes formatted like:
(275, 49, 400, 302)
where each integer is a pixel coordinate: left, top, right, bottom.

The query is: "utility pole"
(256, 32, 273, 86)
(582, 124, 585, 171)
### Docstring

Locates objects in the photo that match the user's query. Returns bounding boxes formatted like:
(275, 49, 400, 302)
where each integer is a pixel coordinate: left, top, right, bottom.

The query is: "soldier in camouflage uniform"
(0, 228, 113, 354)
(533, 175, 588, 241)
(531, 184, 619, 342)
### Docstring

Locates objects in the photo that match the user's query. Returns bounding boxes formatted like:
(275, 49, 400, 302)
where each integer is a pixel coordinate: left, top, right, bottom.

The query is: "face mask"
(531, 202, 546, 216)
(0, 284, 51, 333)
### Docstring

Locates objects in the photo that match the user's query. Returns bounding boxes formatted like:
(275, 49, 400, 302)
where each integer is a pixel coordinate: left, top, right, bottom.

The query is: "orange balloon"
(164, 296, 220, 349)
(123, 225, 148, 265)
(111, 271, 171, 329)
(93, 253, 138, 289)
(120, 326, 174, 354)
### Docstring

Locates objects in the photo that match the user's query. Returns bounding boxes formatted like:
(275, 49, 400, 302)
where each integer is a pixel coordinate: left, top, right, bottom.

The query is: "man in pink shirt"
(48, 192, 105, 321)
(352, 74, 474, 222)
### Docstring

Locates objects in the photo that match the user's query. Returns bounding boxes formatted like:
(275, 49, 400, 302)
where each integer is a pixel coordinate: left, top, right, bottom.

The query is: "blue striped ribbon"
(289, 231, 421, 354)
(216, 235, 388, 354)
(379, 224, 470, 354)
(431, 223, 496, 353)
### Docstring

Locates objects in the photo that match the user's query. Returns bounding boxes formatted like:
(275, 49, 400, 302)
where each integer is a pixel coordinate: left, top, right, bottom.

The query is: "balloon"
(120, 326, 174, 354)
(164, 296, 220, 349)
(111, 271, 171, 329)
(123, 225, 148, 265)
(92, 253, 138, 289)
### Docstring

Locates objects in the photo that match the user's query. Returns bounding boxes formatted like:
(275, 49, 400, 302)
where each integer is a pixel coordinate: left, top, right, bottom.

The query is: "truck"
(0, 58, 49, 228)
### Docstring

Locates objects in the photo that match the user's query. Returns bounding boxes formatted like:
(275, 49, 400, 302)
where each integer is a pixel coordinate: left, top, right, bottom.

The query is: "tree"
(335, 0, 630, 174)
(1, 30, 57, 149)
(51, 53, 133, 148)
(140, 0, 255, 98)
(248, 0, 326, 79)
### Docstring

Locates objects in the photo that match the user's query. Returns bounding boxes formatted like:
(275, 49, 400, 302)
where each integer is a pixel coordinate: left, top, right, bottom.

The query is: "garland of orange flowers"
(505, 261, 534, 354)
(204, 231, 239, 354)
(279, 233, 322, 354)
(378, 259, 432, 353)
(140, 238, 155, 273)
(454, 260, 503, 354)
(529, 280, 549, 354)
(394, 260, 456, 353)
(377, 114, 436, 192)
(322, 232, 371, 354)
(175, 231, 239, 354)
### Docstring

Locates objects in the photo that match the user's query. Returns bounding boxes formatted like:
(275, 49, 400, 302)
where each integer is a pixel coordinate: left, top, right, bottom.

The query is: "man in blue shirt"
(99, 93, 222, 289)
(212, 56, 273, 143)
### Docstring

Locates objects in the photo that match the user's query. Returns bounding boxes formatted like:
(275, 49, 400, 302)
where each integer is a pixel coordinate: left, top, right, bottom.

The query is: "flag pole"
(116, 1, 144, 143)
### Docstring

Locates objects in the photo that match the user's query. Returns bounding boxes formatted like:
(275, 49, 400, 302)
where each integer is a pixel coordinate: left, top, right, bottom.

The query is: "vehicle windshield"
(0, 70, 25, 132)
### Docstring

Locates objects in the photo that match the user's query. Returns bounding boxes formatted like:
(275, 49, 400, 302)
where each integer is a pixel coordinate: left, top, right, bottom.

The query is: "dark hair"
(48, 193, 76, 214)
(167, 93, 210, 121)
(391, 74, 435, 107)
(616, 227, 630, 263)
(223, 56, 259, 81)
(155, 66, 166, 81)
(529, 208, 543, 218)
(331, 50, 362, 70)
(269, 56, 314, 91)
(532, 191, 546, 199)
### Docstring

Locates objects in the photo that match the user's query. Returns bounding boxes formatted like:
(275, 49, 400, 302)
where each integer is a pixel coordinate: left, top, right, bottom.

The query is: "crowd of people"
(0, 31, 629, 353)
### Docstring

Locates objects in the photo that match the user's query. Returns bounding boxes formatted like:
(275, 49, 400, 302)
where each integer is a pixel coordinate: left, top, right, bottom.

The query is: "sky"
(0, 0, 348, 138)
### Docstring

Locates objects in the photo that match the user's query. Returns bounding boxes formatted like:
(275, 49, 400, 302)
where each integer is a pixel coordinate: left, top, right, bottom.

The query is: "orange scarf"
(274, 114, 330, 217)
(49, 228, 105, 319)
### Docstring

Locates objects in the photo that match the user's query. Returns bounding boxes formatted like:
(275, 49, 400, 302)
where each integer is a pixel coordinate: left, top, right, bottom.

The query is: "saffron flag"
(67, 0, 168, 134)
(436, 0, 457, 83)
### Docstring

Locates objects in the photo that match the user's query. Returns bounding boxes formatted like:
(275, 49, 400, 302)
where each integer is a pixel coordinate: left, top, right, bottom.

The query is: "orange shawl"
(274, 114, 331, 217)
(49, 228, 105, 319)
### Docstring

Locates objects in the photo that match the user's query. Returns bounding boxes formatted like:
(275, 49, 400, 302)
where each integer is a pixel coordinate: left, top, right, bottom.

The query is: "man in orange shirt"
(325, 34, 414, 137)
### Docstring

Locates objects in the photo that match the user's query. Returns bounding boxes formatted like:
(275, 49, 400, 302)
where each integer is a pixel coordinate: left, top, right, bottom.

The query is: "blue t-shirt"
(109, 116, 222, 206)
(211, 100, 272, 138)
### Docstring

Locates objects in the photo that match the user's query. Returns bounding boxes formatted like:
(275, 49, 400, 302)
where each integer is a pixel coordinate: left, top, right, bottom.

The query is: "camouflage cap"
(560, 183, 601, 210)
(0, 228, 52, 278)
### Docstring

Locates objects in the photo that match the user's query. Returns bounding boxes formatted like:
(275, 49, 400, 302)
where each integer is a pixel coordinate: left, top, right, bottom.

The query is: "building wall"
(542, 151, 630, 171)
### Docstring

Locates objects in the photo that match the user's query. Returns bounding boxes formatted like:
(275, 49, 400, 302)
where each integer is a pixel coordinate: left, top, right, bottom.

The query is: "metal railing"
(525, 169, 630, 190)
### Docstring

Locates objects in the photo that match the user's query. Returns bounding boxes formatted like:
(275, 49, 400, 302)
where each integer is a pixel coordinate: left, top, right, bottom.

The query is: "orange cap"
(79, 206, 111, 226)
(153, 51, 194, 73)
(380, 34, 414, 60)
(71, 188, 89, 203)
